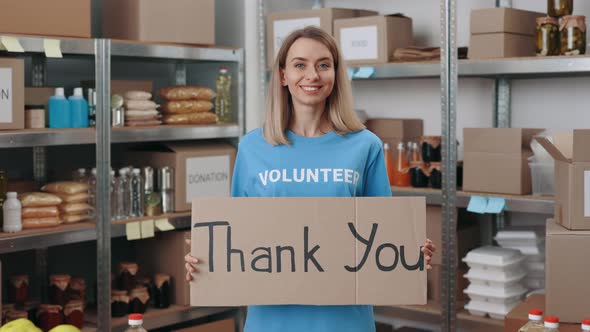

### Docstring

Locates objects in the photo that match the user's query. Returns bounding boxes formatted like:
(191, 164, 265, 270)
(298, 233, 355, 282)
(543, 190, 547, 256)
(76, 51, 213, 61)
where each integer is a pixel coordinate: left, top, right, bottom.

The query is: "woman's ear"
(280, 68, 288, 86)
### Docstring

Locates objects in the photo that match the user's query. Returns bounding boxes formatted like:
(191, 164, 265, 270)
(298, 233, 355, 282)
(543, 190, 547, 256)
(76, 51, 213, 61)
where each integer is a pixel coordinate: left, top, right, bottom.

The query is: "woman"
(185, 26, 435, 332)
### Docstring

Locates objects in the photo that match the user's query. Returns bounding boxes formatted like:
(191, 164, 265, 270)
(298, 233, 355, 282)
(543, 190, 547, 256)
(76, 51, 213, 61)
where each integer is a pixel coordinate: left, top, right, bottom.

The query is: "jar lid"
(50, 274, 71, 282)
(537, 16, 558, 25)
(119, 262, 139, 275)
(6, 310, 28, 319)
(38, 304, 63, 313)
(111, 289, 128, 296)
(155, 274, 171, 288)
(561, 15, 586, 32)
(10, 274, 29, 284)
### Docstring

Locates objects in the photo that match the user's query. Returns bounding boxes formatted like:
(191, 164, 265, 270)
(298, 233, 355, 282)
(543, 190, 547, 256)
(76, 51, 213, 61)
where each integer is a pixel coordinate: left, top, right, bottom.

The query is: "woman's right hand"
(184, 239, 200, 281)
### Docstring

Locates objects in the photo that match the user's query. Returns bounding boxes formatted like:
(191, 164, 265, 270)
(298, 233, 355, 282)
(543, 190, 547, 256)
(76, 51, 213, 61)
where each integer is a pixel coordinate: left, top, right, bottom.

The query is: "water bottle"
(124, 313, 147, 332)
(215, 66, 232, 123)
(3, 192, 21, 233)
(49, 87, 71, 128)
(69, 87, 89, 128)
(130, 168, 144, 218)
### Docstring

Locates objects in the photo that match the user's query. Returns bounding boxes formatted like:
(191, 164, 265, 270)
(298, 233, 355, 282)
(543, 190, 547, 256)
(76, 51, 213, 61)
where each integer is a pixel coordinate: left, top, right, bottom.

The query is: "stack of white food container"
(463, 246, 528, 320)
(494, 228, 545, 290)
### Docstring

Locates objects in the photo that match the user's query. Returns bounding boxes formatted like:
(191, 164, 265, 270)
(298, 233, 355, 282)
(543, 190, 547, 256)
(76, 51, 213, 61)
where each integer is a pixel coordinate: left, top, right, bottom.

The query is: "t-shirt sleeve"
(231, 145, 248, 198)
(363, 141, 393, 197)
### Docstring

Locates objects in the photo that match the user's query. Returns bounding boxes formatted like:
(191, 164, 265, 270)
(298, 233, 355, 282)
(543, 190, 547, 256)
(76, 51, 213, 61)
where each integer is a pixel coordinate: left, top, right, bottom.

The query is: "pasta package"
(62, 214, 90, 224)
(158, 86, 216, 101)
(19, 192, 63, 207)
(42, 182, 89, 195)
(124, 91, 152, 101)
(162, 100, 214, 114)
(57, 192, 90, 204)
(23, 217, 62, 229)
(162, 112, 218, 125)
(59, 203, 93, 214)
(22, 206, 60, 218)
(124, 100, 159, 110)
(125, 109, 159, 117)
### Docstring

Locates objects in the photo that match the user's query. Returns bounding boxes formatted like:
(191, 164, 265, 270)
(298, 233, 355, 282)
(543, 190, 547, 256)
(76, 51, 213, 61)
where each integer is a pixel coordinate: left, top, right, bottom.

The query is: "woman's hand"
(421, 239, 436, 270)
(184, 239, 200, 281)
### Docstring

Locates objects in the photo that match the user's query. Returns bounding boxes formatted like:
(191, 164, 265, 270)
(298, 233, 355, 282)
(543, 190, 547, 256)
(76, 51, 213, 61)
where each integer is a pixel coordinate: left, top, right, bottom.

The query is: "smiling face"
(281, 37, 336, 111)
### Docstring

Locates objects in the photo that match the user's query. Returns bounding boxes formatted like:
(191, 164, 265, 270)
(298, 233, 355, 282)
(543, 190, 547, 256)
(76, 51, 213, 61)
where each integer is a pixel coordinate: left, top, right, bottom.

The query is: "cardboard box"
(427, 264, 468, 307)
(81, 80, 154, 96)
(191, 197, 426, 306)
(103, 0, 215, 45)
(267, 8, 377, 66)
(546, 218, 590, 323)
(128, 142, 236, 212)
(536, 131, 590, 230)
(0, 0, 90, 38)
(505, 294, 581, 332)
(25, 87, 54, 114)
(334, 15, 413, 65)
(0, 58, 24, 131)
(463, 128, 544, 195)
(365, 118, 423, 161)
(173, 318, 235, 332)
(469, 33, 535, 59)
(136, 230, 191, 306)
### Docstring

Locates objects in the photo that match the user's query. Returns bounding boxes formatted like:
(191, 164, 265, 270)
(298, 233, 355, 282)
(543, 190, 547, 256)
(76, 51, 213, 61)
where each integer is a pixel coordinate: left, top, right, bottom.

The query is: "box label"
(0, 68, 13, 123)
(340, 25, 378, 61)
(186, 155, 230, 203)
(273, 17, 321, 58)
(585, 171, 590, 217)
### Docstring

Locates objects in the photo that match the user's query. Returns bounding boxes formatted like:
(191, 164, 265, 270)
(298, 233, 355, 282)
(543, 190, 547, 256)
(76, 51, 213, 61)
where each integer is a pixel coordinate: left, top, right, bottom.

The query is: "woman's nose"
(305, 67, 319, 80)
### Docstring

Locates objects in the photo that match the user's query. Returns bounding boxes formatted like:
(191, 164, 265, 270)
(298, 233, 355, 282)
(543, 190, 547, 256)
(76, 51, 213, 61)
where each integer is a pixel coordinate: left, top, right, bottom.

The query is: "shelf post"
(31, 55, 47, 185)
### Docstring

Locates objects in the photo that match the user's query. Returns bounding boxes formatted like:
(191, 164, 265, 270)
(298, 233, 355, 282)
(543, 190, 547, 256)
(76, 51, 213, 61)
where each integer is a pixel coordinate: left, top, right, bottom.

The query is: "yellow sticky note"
(43, 39, 63, 58)
(0, 36, 24, 53)
(126, 222, 141, 241)
(141, 219, 155, 239)
(0, 41, 6, 51)
(155, 218, 175, 231)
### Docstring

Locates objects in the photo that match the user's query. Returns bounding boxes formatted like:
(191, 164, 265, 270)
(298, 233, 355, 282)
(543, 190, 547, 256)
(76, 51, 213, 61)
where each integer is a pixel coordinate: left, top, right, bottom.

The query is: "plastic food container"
(463, 246, 525, 272)
(524, 277, 545, 289)
(465, 300, 521, 320)
(464, 284, 528, 305)
(464, 268, 527, 289)
(529, 162, 554, 196)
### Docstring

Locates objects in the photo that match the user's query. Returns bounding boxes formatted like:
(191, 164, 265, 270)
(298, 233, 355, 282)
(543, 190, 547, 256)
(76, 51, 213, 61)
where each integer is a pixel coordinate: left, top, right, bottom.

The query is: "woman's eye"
(295, 63, 304, 69)
(319, 63, 330, 69)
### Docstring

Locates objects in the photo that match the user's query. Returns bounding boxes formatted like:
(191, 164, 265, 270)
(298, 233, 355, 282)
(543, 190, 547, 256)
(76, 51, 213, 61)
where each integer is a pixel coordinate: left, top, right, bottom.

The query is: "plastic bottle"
(124, 313, 148, 332)
(69, 87, 89, 128)
(73, 168, 87, 183)
(3, 192, 22, 233)
(392, 142, 411, 187)
(544, 316, 560, 332)
(411, 142, 421, 162)
(130, 168, 144, 218)
(49, 87, 71, 128)
(582, 319, 590, 331)
(518, 309, 544, 332)
(215, 66, 232, 123)
(383, 143, 394, 186)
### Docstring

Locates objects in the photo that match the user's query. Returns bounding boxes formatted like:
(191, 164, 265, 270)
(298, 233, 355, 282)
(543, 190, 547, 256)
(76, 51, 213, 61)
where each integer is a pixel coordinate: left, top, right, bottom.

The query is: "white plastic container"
(3, 192, 22, 233)
(524, 277, 545, 289)
(464, 284, 528, 304)
(464, 268, 527, 289)
(495, 230, 545, 255)
(463, 246, 525, 272)
(465, 299, 521, 320)
(529, 161, 554, 196)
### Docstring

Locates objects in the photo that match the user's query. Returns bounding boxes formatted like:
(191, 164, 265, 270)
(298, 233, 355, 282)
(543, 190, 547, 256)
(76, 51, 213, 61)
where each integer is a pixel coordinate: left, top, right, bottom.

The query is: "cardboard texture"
(463, 128, 544, 195)
(546, 218, 590, 323)
(470, 8, 544, 36)
(505, 294, 581, 332)
(25, 87, 54, 107)
(366, 118, 423, 163)
(103, 0, 215, 45)
(173, 318, 235, 332)
(469, 33, 535, 59)
(128, 142, 236, 212)
(136, 230, 191, 306)
(0, 58, 24, 131)
(266, 8, 377, 66)
(190, 197, 427, 306)
(81, 80, 154, 96)
(0, 0, 90, 38)
(427, 264, 468, 307)
(536, 130, 590, 230)
(334, 15, 413, 65)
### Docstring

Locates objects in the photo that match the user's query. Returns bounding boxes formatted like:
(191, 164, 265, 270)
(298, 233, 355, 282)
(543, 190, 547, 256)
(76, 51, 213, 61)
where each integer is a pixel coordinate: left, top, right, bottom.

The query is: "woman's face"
(281, 37, 335, 110)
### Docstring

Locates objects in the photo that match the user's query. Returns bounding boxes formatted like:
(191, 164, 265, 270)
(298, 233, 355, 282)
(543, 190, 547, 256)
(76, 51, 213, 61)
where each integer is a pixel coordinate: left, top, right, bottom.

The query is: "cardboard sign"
(0, 68, 12, 123)
(340, 25, 378, 61)
(191, 197, 426, 306)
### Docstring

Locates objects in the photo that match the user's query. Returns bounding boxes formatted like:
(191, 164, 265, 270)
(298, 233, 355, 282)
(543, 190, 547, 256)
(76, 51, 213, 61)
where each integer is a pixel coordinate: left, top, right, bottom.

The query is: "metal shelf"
(0, 128, 95, 148)
(0, 34, 95, 56)
(111, 40, 242, 62)
(391, 186, 554, 214)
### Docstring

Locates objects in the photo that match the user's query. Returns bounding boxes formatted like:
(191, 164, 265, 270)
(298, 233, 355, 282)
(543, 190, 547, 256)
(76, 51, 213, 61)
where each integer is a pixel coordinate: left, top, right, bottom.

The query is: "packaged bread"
(124, 114, 159, 121)
(162, 112, 218, 125)
(124, 100, 159, 110)
(22, 217, 62, 229)
(62, 214, 90, 224)
(56, 192, 90, 204)
(158, 86, 216, 101)
(59, 203, 93, 214)
(126, 110, 159, 117)
(125, 120, 162, 127)
(42, 182, 89, 195)
(124, 91, 152, 101)
(19, 192, 63, 207)
(162, 100, 214, 114)
(22, 206, 60, 218)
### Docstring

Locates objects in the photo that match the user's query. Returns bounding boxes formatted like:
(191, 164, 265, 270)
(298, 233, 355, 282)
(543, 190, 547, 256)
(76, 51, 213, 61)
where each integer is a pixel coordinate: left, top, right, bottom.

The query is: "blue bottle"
(49, 87, 71, 128)
(69, 87, 89, 128)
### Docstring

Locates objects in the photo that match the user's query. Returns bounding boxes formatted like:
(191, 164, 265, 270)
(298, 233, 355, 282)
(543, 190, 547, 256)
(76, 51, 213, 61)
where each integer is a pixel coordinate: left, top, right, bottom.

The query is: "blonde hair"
(263, 26, 365, 145)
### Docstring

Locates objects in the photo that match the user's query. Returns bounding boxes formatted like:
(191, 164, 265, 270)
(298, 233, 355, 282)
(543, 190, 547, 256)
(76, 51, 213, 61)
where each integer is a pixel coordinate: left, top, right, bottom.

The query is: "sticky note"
(126, 222, 141, 241)
(0, 36, 24, 53)
(467, 196, 488, 214)
(141, 219, 155, 239)
(155, 218, 175, 231)
(43, 39, 63, 58)
(485, 197, 506, 214)
(347, 68, 355, 80)
(353, 66, 375, 79)
(0, 42, 6, 51)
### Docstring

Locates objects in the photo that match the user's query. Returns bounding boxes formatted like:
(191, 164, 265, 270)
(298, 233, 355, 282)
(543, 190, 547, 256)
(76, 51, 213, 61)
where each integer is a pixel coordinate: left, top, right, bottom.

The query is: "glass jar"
(8, 274, 29, 306)
(5, 310, 28, 323)
(111, 290, 129, 317)
(548, 0, 573, 18)
(37, 304, 63, 332)
(49, 274, 71, 307)
(420, 136, 441, 163)
(154, 274, 171, 309)
(64, 300, 84, 328)
(118, 262, 139, 292)
(561, 15, 587, 55)
(129, 286, 150, 314)
(536, 17, 560, 56)
(136, 277, 153, 307)
(429, 162, 442, 189)
(409, 161, 430, 188)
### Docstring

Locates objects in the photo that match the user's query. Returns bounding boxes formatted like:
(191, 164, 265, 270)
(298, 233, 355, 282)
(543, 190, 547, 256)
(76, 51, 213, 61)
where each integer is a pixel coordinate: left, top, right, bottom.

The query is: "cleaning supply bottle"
(124, 313, 148, 332)
(392, 142, 411, 187)
(582, 319, 590, 331)
(215, 66, 232, 123)
(383, 143, 394, 186)
(49, 87, 71, 128)
(518, 309, 544, 332)
(544, 316, 560, 332)
(69, 87, 89, 128)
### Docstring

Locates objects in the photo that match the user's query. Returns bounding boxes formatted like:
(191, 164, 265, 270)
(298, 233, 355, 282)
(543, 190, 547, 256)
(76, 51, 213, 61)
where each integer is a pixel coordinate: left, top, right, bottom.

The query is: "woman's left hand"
(421, 239, 436, 270)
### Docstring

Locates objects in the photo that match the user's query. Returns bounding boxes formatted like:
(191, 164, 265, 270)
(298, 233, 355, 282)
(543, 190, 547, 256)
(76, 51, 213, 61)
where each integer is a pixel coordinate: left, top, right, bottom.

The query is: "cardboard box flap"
(547, 218, 590, 235)
(573, 129, 590, 162)
(535, 133, 574, 162)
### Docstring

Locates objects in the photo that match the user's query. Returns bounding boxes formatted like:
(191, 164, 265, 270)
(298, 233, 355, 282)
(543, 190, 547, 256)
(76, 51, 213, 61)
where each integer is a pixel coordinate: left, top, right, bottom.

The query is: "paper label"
(126, 222, 141, 241)
(155, 218, 175, 231)
(186, 155, 231, 203)
(585, 171, 590, 217)
(141, 219, 155, 239)
(43, 39, 63, 58)
(273, 17, 321, 58)
(0, 68, 12, 123)
(340, 25, 378, 61)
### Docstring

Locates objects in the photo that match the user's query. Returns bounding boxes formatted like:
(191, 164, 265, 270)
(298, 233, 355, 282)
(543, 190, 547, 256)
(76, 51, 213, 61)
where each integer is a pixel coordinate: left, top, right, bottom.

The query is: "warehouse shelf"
(391, 186, 554, 214)
(0, 128, 95, 148)
(111, 212, 192, 237)
(0, 34, 95, 56)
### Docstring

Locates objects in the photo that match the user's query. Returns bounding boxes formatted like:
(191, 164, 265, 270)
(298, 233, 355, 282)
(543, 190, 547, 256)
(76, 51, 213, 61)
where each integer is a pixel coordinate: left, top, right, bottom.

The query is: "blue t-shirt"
(231, 128, 392, 332)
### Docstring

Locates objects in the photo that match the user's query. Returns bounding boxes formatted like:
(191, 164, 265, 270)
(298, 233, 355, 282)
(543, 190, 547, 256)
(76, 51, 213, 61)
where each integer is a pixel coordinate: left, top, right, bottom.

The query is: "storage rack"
(256, 0, 576, 331)
(0, 35, 245, 330)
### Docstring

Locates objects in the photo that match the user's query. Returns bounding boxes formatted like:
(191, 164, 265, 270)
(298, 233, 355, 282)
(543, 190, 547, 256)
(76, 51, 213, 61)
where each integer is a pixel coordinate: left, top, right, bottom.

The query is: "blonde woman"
(185, 26, 435, 332)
